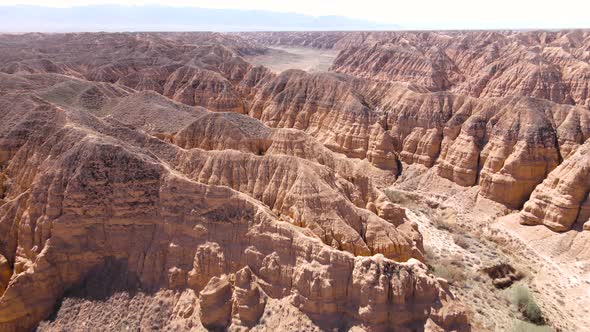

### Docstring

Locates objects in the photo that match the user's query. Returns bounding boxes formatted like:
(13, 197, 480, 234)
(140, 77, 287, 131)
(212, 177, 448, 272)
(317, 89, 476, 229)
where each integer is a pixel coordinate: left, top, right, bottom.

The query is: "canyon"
(0, 30, 588, 331)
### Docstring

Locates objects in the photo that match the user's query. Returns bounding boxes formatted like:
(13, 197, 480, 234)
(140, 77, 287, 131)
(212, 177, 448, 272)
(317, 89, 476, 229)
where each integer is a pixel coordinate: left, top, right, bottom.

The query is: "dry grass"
(428, 254, 467, 286)
(389, 188, 562, 331)
(431, 208, 465, 234)
(453, 234, 470, 249)
(383, 189, 426, 210)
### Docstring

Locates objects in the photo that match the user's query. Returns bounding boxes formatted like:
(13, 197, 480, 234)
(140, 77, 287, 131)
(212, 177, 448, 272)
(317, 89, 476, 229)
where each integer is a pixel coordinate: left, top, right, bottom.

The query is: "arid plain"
(0, 30, 589, 331)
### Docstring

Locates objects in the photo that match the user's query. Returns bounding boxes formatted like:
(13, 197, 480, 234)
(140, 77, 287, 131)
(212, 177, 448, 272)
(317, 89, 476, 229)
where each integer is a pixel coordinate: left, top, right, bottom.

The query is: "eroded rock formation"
(1, 29, 590, 331)
(327, 30, 590, 107)
(0, 71, 465, 331)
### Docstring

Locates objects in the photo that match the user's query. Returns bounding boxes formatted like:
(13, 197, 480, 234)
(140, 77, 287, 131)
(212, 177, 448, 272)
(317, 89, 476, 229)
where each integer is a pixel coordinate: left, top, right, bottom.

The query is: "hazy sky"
(1, 0, 589, 29)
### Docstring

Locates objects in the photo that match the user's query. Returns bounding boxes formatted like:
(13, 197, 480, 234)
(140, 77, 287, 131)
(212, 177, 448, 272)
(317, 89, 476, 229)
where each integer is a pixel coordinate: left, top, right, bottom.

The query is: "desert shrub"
(432, 265, 465, 285)
(447, 254, 465, 268)
(426, 263, 435, 274)
(383, 189, 415, 206)
(512, 319, 553, 332)
(511, 285, 532, 306)
(434, 220, 453, 232)
(453, 234, 470, 249)
(431, 255, 466, 286)
(424, 245, 437, 260)
(525, 300, 543, 323)
(431, 209, 464, 234)
(384, 189, 404, 203)
(510, 285, 544, 324)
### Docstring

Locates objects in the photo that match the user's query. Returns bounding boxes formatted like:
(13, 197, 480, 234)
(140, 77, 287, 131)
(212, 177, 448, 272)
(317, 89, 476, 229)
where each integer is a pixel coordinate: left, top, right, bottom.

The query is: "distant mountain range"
(0, 5, 401, 32)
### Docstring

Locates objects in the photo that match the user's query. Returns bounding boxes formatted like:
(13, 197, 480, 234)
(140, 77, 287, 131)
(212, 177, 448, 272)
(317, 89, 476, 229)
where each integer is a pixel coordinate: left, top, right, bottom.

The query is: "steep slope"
(247, 70, 400, 172)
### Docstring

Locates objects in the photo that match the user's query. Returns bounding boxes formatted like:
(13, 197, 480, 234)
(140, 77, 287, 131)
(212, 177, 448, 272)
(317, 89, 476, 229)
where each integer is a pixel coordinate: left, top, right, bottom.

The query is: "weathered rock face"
(476, 99, 562, 209)
(520, 140, 590, 231)
(0, 33, 266, 114)
(161, 66, 246, 113)
(174, 149, 420, 261)
(0, 72, 467, 331)
(333, 43, 461, 91)
(231, 267, 267, 328)
(173, 112, 273, 153)
(355, 83, 586, 210)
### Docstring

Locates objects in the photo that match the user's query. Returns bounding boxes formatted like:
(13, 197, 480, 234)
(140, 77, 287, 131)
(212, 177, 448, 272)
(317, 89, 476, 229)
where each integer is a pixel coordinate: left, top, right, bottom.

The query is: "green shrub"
(510, 285, 544, 324)
(524, 300, 543, 324)
(511, 285, 532, 306)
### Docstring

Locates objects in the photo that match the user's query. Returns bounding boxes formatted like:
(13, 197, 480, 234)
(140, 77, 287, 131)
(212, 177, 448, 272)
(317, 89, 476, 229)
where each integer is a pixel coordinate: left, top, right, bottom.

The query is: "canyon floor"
(390, 166, 590, 331)
(244, 46, 339, 73)
(0, 31, 589, 332)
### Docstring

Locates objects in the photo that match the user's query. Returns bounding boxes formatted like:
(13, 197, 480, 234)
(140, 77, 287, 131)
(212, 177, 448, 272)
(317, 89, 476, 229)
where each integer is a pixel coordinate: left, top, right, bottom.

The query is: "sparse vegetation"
(429, 254, 467, 286)
(434, 220, 453, 232)
(432, 264, 466, 285)
(431, 208, 465, 234)
(383, 189, 422, 209)
(510, 285, 545, 325)
(384, 189, 407, 204)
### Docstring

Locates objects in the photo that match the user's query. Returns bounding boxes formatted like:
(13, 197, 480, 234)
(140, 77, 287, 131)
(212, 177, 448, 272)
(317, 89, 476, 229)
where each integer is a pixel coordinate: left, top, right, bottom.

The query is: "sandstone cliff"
(519, 140, 590, 231)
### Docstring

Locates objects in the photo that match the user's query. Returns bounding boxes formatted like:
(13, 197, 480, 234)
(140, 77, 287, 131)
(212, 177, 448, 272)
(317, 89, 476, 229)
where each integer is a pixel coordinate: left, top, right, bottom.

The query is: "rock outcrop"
(231, 267, 267, 328)
(199, 276, 233, 329)
(247, 70, 400, 171)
